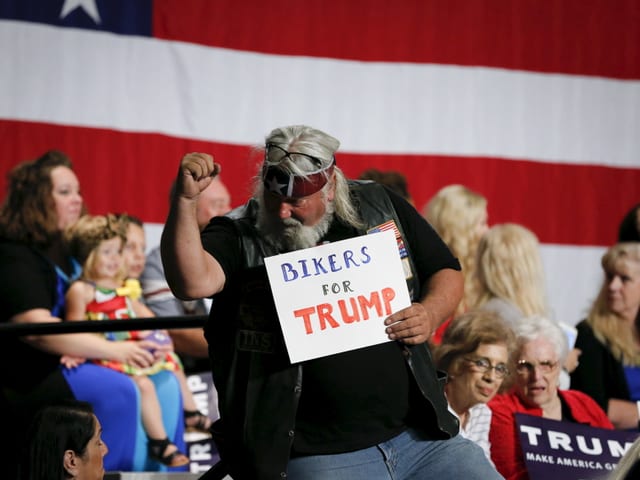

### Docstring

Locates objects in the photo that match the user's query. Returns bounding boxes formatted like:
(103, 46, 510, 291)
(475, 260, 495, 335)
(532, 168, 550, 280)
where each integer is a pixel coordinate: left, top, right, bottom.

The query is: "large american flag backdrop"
(1, 0, 638, 326)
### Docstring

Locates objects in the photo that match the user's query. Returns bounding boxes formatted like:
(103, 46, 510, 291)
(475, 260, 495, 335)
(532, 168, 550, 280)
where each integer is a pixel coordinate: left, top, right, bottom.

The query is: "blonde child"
(63, 214, 211, 467)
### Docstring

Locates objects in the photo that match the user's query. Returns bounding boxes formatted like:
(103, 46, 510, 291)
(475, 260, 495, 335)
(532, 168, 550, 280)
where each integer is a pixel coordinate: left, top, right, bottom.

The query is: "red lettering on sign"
(293, 287, 396, 334)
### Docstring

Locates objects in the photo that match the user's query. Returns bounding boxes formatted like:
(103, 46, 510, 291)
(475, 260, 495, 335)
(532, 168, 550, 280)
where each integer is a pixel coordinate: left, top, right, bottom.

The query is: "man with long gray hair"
(161, 125, 502, 479)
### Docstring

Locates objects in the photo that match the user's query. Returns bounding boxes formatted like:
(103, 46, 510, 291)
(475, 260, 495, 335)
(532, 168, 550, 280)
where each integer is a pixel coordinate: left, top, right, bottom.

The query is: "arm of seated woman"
(608, 398, 640, 430)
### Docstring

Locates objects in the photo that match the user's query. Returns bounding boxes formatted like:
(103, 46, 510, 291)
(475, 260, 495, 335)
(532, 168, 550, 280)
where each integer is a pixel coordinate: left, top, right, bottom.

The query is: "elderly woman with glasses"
(488, 315, 613, 480)
(434, 310, 516, 464)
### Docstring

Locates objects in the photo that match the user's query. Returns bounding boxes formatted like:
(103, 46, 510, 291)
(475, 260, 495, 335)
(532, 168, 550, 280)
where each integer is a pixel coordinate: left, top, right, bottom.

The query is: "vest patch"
(236, 329, 275, 353)
(367, 220, 413, 281)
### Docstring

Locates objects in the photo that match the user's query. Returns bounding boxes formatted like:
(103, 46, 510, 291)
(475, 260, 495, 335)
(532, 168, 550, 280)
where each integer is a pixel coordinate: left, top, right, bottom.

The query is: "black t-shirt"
(0, 243, 63, 390)
(0, 242, 77, 478)
(201, 187, 460, 454)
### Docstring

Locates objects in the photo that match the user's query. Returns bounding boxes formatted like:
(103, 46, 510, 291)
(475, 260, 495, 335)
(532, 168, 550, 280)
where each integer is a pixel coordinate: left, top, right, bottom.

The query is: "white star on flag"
(60, 0, 101, 24)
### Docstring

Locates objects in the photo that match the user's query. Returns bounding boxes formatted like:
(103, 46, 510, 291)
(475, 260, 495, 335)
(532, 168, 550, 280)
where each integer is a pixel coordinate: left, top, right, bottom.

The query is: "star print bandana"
(262, 157, 335, 198)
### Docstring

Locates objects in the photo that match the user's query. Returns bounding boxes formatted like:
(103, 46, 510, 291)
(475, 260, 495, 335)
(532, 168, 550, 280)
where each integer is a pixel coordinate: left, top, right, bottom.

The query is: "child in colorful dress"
(115, 213, 215, 433)
(63, 214, 212, 467)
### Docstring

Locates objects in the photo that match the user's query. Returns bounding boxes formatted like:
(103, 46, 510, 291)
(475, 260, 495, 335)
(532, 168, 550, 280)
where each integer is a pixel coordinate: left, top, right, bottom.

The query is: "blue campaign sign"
(185, 371, 221, 474)
(516, 413, 640, 480)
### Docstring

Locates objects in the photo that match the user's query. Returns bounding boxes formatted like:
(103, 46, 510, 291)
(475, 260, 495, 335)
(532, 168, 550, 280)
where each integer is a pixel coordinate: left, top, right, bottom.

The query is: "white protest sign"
(264, 229, 411, 363)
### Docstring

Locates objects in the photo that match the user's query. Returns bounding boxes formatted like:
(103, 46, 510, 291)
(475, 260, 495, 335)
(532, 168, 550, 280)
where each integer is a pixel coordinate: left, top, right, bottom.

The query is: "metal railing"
(0, 314, 230, 479)
(0, 315, 207, 336)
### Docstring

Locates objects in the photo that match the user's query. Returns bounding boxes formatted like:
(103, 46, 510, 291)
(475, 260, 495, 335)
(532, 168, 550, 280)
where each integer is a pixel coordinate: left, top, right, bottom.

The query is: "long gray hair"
(253, 125, 362, 229)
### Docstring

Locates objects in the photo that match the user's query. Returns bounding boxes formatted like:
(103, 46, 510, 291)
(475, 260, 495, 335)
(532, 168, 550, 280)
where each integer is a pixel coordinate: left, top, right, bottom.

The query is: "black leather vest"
(205, 181, 459, 479)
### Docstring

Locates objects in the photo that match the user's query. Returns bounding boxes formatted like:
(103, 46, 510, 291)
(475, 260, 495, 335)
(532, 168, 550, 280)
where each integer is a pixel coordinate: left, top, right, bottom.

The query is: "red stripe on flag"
(339, 152, 639, 247)
(1, 120, 636, 247)
(0, 120, 259, 222)
(153, 0, 640, 79)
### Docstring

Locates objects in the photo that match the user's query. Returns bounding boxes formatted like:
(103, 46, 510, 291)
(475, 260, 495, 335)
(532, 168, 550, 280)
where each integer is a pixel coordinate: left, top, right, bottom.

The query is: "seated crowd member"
(474, 223, 579, 386)
(0, 151, 182, 474)
(618, 203, 640, 242)
(19, 400, 108, 480)
(489, 315, 612, 480)
(65, 214, 215, 465)
(434, 310, 516, 464)
(571, 242, 640, 429)
(423, 184, 489, 344)
(161, 124, 503, 479)
(474, 223, 548, 326)
(141, 176, 231, 374)
(425, 184, 489, 316)
(117, 213, 147, 281)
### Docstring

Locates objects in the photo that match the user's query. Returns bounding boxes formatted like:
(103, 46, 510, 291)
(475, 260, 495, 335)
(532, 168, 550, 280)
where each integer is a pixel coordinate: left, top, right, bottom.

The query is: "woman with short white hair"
(488, 315, 612, 480)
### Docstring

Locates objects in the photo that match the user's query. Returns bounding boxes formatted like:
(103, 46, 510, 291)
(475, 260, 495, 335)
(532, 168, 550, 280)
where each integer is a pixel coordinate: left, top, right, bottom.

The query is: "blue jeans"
(287, 429, 504, 479)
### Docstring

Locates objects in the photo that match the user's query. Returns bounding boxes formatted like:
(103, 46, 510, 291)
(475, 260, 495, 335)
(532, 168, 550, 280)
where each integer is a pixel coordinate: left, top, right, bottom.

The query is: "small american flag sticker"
(367, 220, 412, 279)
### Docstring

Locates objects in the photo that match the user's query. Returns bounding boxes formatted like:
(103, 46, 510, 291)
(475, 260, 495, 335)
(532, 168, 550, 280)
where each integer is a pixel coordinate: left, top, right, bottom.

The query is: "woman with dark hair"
(0, 151, 186, 474)
(20, 401, 108, 480)
(618, 204, 640, 242)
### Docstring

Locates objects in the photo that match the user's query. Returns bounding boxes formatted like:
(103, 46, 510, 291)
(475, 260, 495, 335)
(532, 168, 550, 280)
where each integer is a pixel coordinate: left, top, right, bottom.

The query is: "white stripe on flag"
(1, 20, 639, 168)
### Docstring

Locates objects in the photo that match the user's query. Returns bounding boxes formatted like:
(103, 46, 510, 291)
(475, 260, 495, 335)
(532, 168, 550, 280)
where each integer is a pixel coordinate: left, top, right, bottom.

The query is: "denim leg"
(287, 444, 392, 480)
(379, 429, 504, 480)
(287, 429, 503, 480)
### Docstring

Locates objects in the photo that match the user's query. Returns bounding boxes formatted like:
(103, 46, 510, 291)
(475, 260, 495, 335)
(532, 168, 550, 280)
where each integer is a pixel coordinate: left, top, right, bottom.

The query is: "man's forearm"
(161, 196, 216, 299)
(419, 268, 464, 328)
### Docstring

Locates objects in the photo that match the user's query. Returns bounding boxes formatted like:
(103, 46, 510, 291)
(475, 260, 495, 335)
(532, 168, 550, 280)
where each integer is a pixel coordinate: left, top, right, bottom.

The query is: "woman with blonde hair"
(571, 242, 640, 429)
(474, 223, 548, 324)
(424, 184, 488, 315)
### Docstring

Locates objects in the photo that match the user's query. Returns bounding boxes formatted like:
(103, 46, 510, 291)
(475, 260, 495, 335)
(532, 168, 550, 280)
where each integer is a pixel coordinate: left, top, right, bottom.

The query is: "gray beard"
(256, 198, 335, 252)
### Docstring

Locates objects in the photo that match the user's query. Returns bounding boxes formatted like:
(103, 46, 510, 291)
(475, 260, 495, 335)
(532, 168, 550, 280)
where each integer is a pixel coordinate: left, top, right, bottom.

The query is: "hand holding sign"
(384, 301, 439, 344)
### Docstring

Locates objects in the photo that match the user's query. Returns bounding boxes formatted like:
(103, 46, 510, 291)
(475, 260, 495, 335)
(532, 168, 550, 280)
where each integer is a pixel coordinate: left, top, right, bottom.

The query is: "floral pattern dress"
(86, 279, 182, 376)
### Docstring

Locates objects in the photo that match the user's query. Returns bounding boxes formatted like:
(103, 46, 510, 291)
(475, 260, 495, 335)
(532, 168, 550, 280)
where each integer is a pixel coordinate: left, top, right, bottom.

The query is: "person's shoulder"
(350, 180, 399, 197)
(488, 392, 519, 410)
(0, 242, 49, 270)
(223, 200, 257, 222)
(561, 389, 608, 414)
(482, 298, 523, 325)
(145, 246, 162, 263)
(562, 388, 602, 406)
(575, 320, 598, 340)
(562, 389, 613, 427)
(470, 402, 491, 416)
(67, 279, 94, 297)
(347, 179, 390, 198)
(488, 393, 521, 423)
(575, 319, 590, 330)
(0, 241, 37, 257)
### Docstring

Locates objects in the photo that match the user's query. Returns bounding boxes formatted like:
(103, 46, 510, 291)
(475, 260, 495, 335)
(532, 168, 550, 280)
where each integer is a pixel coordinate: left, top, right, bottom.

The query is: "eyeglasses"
(463, 357, 510, 379)
(516, 360, 558, 375)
